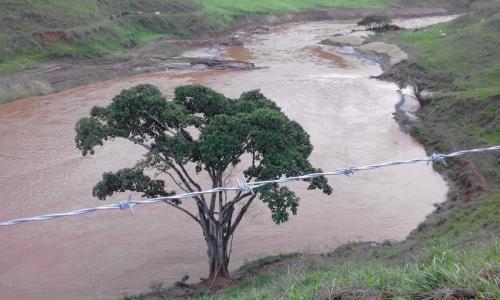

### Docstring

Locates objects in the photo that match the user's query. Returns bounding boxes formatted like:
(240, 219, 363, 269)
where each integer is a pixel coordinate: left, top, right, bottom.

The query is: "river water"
(0, 19, 449, 299)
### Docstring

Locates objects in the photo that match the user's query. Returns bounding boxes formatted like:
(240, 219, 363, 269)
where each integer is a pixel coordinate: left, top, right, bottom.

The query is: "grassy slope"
(189, 4, 500, 300)
(196, 243, 500, 299)
(389, 9, 500, 145)
(0, 0, 402, 75)
(0, 0, 215, 74)
(198, 0, 396, 15)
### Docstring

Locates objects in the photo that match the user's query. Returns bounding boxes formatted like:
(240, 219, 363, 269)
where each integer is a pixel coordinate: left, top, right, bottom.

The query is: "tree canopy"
(75, 84, 332, 284)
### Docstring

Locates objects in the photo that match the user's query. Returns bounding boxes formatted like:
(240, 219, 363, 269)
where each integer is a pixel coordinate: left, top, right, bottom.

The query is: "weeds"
(195, 241, 499, 299)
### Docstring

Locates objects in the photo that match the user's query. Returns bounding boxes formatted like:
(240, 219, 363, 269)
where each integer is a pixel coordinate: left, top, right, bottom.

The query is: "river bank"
(0, 7, 455, 105)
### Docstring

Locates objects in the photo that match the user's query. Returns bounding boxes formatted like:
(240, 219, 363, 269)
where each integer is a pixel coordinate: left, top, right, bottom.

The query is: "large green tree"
(75, 84, 332, 286)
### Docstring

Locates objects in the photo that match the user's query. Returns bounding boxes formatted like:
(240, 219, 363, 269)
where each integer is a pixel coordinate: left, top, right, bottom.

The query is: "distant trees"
(75, 84, 332, 289)
(358, 15, 392, 30)
(462, 0, 477, 10)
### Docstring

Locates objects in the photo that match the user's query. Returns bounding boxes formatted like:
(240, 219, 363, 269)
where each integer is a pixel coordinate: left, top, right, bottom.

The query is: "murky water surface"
(0, 19, 448, 299)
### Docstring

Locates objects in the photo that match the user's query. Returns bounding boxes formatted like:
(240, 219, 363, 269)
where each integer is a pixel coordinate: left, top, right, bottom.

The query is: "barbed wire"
(1, 145, 499, 227)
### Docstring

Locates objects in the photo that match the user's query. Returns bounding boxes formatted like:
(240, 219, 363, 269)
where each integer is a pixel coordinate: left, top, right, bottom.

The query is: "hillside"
(0, 0, 216, 74)
(382, 2, 500, 248)
(0, 0, 478, 76)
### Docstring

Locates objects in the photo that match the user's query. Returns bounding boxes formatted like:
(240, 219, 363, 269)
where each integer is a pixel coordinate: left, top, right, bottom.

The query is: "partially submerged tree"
(358, 15, 392, 30)
(75, 84, 332, 287)
(394, 62, 431, 107)
(383, 60, 453, 107)
(462, 0, 477, 10)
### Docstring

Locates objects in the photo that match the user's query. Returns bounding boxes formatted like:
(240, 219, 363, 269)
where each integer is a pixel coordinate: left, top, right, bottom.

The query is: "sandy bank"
(359, 42, 408, 65)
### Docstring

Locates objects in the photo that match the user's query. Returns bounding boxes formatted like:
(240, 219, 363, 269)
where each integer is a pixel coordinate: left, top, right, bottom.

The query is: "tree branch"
(157, 154, 216, 224)
(143, 110, 189, 142)
(227, 195, 257, 238)
(164, 200, 200, 225)
(222, 191, 253, 213)
(126, 137, 151, 151)
(160, 168, 189, 193)
(179, 163, 204, 193)
(209, 170, 218, 213)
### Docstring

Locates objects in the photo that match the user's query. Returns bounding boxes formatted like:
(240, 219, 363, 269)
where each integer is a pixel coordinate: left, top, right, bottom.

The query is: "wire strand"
(1, 145, 499, 227)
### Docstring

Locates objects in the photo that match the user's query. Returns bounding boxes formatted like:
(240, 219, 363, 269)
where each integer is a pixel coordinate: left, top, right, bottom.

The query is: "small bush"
(357, 15, 392, 29)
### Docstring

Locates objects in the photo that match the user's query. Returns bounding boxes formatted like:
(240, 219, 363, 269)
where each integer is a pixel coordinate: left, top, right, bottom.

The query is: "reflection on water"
(0, 20, 448, 300)
(224, 46, 255, 61)
(305, 45, 349, 68)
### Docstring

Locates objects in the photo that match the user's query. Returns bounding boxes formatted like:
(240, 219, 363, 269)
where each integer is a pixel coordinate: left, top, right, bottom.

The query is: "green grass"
(0, 0, 413, 75)
(382, 2, 500, 177)
(0, 0, 489, 75)
(388, 12, 500, 93)
(237, 253, 300, 274)
(194, 192, 499, 299)
(196, 242, 500, 299)
(0, 0, 214, 74)
(197, 0, 397, 16)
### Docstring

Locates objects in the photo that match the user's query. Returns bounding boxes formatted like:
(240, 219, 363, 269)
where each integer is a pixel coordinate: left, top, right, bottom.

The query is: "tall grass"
(199, 242, 500, 299)
(197, 0, 397, 16)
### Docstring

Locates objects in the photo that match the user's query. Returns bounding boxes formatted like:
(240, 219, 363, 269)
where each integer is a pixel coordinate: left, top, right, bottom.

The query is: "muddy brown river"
(0, 19, 449, 299)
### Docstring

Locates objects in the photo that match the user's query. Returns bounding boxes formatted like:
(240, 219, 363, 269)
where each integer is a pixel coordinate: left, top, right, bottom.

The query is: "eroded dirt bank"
(0, 7, 453, 104)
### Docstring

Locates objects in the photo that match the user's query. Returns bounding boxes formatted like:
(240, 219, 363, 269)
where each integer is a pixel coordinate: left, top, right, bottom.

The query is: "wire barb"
(342, 167, 356, 176)
(118, 195, 135, 216)
(1, 145, 499, 227)
(428, 153, 447, 166)
(237, 178, 255, 195)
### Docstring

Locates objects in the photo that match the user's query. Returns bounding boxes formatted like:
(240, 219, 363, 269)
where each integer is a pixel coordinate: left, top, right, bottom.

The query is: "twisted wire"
(1, 145, 498, 227)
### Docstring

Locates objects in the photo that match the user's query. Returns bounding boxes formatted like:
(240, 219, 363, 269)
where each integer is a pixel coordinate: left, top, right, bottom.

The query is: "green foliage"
(238, 253, 300, 274)
(259, 186, 300, 224)
(198, 0, 396, 16)
(93, 169, 172, 200)
(382, 3, 500, 184)
(74, 118, 108, 155)
(386, 3, 500, 94)
(197, 242, 500, 299)
(0, 0, 401, 74)
(0, 0, 216, 74)
(75, 84, 331, 223)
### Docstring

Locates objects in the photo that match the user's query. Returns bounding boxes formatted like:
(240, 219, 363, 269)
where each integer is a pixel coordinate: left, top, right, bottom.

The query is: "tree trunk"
(205, 222, 232, 291)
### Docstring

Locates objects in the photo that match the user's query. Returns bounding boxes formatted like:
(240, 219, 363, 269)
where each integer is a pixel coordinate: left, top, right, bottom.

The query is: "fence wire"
(1, 145, 499, 227)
